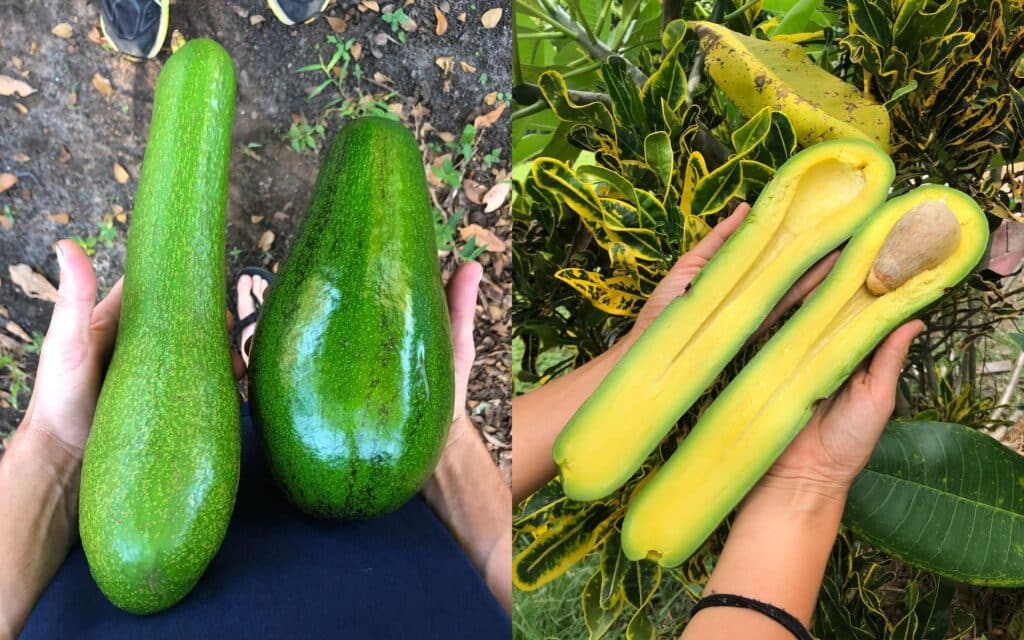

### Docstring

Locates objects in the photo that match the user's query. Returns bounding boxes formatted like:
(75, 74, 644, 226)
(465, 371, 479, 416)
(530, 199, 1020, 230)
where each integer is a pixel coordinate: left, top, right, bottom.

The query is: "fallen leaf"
(258, 229, 275, 252)
(52, 23, 74, 39)
(0, 75, 36, 98)
(483, 182, 511, 212)
(250, 14, 265, 25)
(457, 12, 466, 21)
(65, 89, 77, 107)
(0, 306, 7, 318)
(460, 60, 477, 73)
(250, 215, 264, 224)
(325, 15, 348, 33)
(388, 102, 404, 117)
(113, 162, 130, 184)
(360, 0, 380, 11)
(460, 224, 506, 252)
(0, 174, 17, 193)
(484, 91, 497, 105)
(434, 5, 448, 35)
(372, 71, 393, 84)
(92, 72, 113, 96)
(11, 57, 22, 71)
(170, 29, 186, 52)
(231, 4, 249, 18)
(5, 321, 30, 343)
(462, 178, 488, 204)
(12, 153, 29, 163)
(437, 131, 456, 143)
(481, 7, 503, 28)
(401, 18, 418, 32)
(9, 264, 57, 302)
(473, 102, 506, 129)
(350, 41, 362, 59)
(435, 56, 453, 73)
(115, 211, 128, 224)
(49, 213, 70, 224)
(88, 26, 103, 45)
(13, 103, 28, 114)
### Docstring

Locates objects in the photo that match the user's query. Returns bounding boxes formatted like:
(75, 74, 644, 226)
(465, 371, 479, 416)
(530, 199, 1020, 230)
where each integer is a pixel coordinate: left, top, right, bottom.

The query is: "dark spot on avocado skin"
(754, 74, 768, 93)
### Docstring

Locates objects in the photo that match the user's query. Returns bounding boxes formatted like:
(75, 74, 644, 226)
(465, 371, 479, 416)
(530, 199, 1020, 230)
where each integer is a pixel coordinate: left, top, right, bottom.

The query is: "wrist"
(741, 473, 847, 521)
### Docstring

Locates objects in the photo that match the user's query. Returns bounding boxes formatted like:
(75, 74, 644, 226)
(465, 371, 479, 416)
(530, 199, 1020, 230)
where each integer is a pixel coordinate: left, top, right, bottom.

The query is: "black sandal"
(234, 266, 275, 361)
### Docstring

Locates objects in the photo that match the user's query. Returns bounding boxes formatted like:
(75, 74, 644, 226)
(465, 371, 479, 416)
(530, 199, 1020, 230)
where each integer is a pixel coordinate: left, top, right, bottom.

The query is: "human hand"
(442, 260, 484, 443)
(625, 202, 839, 349)
(758, 320, 924, 501)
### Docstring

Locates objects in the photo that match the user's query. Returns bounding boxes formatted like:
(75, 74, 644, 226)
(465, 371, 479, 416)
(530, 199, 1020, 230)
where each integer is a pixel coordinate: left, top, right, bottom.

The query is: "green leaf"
(1006, 333, 1024, 351)
(604, 56, 647, 133)
(845, 420, 1024, 586)
(847, 0, 892, 50)
(512, 503, 617, 591)
(884, 79, 919, 109)
(626, 605, 657, 640)
(770, 0, 822, 36)
(643, 131, 673, 187)
(689, 157, 744, 216)
(599, 530, 629, 607)
(622, 560, 661, 608)
(640, 57, 685, 123)
(730, 107, 773, 156)
(555, 268, 647, 316)
(582, 570, 623, 639)
(539, 70, 616, 133)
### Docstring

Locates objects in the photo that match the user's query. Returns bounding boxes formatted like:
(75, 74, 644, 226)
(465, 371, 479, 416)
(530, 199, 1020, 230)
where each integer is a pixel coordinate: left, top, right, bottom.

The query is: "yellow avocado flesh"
(621, 185, 989, 567)
(552, 140, 894, 502)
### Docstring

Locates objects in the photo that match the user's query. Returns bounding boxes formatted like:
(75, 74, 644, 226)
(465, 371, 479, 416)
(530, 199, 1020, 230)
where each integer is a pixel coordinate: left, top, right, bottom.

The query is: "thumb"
(41, 241, 99, 373)
(867, 319, 924, 395)
(446, 261, 482, 417)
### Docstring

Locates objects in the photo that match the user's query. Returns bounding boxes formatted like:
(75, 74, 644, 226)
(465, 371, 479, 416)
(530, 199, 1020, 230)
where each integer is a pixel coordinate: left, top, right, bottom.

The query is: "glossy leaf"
(845, 420, 1024, 586)
(512, 503, 616, 591)
(599, 530, 628, 607)
(582, 570, 623, 639)
(622, 560, 661, 608)
(643, 131, 673, 187)
(539, 70, 616, 133)
(626, 605, 657, 640)
(555, 268, 646, 316)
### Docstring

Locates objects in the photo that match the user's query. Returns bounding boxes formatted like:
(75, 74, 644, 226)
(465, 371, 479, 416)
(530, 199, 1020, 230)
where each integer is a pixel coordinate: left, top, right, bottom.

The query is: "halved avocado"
(621, 185, 989, 567)
(552, 139, 895, 502)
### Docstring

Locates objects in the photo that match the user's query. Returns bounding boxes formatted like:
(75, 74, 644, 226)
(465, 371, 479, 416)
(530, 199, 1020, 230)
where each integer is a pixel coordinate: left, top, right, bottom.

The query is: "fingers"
(867, 320, 924, 394)
(446, 261, 483, 415)
(43, 241, 99, 371)
(91, 277, 123, 358)
(753, 251, 839, 340)
(688, 202, 751, 263)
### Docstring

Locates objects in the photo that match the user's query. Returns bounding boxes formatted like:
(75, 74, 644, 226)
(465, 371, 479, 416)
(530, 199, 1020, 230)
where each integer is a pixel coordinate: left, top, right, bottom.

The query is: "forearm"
(511, 338, 630, 502)
(423, 416, 512, 613)
(682, 477, 846, 639)
(0, 426, 82, 638)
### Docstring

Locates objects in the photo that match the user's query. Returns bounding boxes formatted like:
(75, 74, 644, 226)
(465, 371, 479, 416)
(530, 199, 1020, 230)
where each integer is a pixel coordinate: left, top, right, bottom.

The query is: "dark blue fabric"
(22, 404, 509, 639)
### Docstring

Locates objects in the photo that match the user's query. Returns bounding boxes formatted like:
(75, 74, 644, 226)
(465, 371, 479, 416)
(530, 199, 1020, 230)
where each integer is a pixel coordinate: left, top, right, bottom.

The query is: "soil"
(0, 0, 511, 478)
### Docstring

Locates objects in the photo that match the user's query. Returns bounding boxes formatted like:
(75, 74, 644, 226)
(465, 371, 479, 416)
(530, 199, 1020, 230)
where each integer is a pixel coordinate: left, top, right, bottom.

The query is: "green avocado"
(249, 117, 455, 519)
(79, 39, 241, 614)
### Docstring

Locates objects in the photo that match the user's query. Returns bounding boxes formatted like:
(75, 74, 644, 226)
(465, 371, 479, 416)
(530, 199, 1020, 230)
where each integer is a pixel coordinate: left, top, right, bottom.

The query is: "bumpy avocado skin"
(79, 39, 241, 615)
(249, 117, 455, 519)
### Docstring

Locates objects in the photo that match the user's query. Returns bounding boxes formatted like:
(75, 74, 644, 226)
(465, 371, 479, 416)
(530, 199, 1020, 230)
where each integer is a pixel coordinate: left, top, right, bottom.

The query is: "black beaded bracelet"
(690, 593, 812, 640)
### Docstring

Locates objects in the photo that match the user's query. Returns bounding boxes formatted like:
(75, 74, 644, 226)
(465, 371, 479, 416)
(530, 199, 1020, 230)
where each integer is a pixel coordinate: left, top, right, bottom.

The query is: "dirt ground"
(0, 0, 511, 477)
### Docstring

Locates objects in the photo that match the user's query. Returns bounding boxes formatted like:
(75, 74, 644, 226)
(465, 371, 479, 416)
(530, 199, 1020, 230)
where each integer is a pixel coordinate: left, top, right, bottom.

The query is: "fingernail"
(54, 243, 65, 272)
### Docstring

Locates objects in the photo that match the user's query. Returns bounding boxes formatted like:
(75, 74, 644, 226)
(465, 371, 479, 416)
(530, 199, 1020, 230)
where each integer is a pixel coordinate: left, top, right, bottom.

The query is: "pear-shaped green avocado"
(79, 39, 241, 614)
(249, 117, 455, 519)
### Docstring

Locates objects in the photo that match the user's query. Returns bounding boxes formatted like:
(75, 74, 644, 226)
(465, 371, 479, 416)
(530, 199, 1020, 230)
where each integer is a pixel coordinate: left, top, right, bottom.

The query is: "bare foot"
(236, 272, 271, 368)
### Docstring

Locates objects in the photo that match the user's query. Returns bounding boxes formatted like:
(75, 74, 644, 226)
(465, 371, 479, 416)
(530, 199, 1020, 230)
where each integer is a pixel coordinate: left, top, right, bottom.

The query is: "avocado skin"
(78, 39, 241, 615)
(249, 117, 455, 519)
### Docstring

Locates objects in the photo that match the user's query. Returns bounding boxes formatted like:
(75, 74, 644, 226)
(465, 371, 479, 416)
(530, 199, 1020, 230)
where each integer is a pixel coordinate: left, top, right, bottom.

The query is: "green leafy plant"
(380, 8, 413, 44)
(0, 354, 31, 411)
(286, 122, 326, 153)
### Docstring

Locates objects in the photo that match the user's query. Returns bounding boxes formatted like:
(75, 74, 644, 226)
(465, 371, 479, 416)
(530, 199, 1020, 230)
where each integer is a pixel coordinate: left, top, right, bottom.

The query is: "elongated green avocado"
(79, 39, 240, 614)
(553, 139, 895, 501)
(249, 117, 455, 519)
(622, 185, 989, 567)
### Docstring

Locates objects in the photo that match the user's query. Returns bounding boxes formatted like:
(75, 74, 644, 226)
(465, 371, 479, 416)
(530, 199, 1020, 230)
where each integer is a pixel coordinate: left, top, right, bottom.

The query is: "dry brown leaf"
(435, 56, 453, 73)
(49, 213, 70, 224)
(5, 321, 30, 343)
(462, 178, 488, 204)
(88, 26, 103, 45)
(52, 23, 74, 39)
(258, 229, 275, 252)
(360, 0, 380, 11)
(116, 211, 128, 223)
(401, 17, 418, 32)
(92, 73, 113, 96)
(457, 12, 466, 21)
(484, 91, 497, 105)
(372, 71, 393, 84)
(460, 60, 477, 73)
(480, 7, 503, 28)
(250, 215, 264, 224)
(9, 264, 57, 302)
(12, 153, 30, 163)
(65, 89, 78, 107)
(11, 57, 22, 71)
(325, 15, 348, 33)
(434, 5, 448, 35)
(460, 224, 506, 252)
(0, 306, 8, 319)
(473, 102, 506, 129)
(231, 4, 249, 18)
(0, 174, 17, 193)
(437, 131, 456, 143)
(348, 41, 361, 59)
(170, 29, 186, 52)
(482, 182, 511, 212)
(113, 162, 130, 184)
(0, 75, 36, 98)
(250, 14, 266, 25)
(388, 102, 404, 117)
(13, 103, 28, 114)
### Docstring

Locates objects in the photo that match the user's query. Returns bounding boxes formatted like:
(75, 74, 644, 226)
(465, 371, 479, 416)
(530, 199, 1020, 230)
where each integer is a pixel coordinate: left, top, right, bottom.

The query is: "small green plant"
(71, 235, 98, 256)
(478, 72, 490, 85)
(286, 122, 325, 153)
(0, 354, 31, 411)
(482, 147, 502, 168)
(458, 234, 488, 261)
(433, 157, 462, 189)
(2, 205, 15, 228)
(229, 246, 242, 260)
(380, 8, 413, 43)
(25, 332, 44, 356)
(434, 207, 464, 252)
(97, 219, 118, 249)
